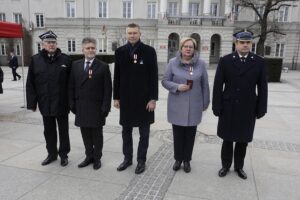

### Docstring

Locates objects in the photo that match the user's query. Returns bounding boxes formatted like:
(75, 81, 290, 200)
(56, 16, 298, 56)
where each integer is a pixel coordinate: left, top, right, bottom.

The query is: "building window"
(145, 39, 155, 47)
(210, 42, 215, 56)
(189, 3, 200, 16)
(278, 6, 289, 22)
(15, 44, 21, 56)
(147, 2, 156, 19)
(211, 3, 218, 16)
(0, 13, 6, 21)
(35, 14, 44, 28)
(255, 6, 264, 21)
(265, 46, 271, 56)
(233, 4, 239, 20)
(98, 38, 107, 53)
(168, 2, 177, 17)
(1, 44, 6, 55)
(275, 43, 284, 57)
(66, 1, 76, 18)
(13, 13, 22, 24)
(252, 43, 256, 53)
(99, 1, 107, 18)
(123, 1, 132, 19)
(68, 39, 76, 53)
(37, 43, 42, 52)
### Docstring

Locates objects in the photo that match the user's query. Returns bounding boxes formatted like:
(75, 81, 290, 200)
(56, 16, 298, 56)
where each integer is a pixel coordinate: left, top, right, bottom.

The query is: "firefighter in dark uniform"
(26, 31, 71, 167)
(212, 30, 268, 179)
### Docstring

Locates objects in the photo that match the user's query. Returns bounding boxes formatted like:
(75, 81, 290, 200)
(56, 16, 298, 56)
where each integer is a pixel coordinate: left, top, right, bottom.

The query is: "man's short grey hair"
(82, 37, 97, 45)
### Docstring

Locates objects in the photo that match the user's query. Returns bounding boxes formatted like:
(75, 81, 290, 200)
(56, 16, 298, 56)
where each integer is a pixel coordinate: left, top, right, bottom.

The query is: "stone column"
(160, 0, 168, 19)
(203, 0, 211, 15)
(181, 0, 189, 16)
(225, 0, 232, 16)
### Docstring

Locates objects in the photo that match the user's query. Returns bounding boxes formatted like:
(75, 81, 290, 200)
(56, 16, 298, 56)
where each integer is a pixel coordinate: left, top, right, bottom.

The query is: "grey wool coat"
(162, 52, 210, 126)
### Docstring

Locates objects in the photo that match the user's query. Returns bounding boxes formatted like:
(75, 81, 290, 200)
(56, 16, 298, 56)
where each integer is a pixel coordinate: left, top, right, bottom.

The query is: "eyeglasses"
(182, 45, 194, 49)
(238, 41, 251, 44)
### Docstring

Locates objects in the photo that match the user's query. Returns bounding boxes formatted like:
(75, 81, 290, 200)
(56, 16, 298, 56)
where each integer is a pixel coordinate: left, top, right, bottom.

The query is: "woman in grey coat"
(162, 37, 210, 173)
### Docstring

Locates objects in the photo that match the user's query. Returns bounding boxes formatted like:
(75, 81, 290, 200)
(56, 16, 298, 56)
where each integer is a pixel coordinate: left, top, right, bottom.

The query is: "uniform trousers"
(80, 127, 103, 161)
(122, 125, 150, 162)
(172, 125, 197, 162)
(221, 140, 248, 169)
(11, 67, 21, 80)
(42, 114, 70, 159)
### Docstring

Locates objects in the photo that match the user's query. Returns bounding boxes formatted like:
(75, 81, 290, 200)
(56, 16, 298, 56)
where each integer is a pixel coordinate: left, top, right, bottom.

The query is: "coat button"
(236, 88, 240, 91)
(235, 100, 239, 103)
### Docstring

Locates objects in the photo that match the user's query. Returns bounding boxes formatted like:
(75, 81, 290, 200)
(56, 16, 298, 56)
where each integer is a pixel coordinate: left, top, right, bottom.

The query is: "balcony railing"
(167, 16, 227, 26)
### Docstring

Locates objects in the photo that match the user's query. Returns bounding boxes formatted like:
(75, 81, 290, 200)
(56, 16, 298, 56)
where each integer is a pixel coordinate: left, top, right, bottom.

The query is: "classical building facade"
(1, 0, 300, 71)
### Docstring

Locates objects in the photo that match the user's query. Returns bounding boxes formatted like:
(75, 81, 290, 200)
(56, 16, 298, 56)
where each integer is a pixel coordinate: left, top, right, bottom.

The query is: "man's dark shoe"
(235, 168, 247, 179)
(135, 162, 145, 174)
(218, 167, 229, 177)
(117, 160, 132, 171)
(60, 157, 68, 167)
(173, 160, 182, 171)
(93, 160, 101, 170)
(78, 158, 93, 168)
(11, 79, 17, 81)
(183, 161, 191, 173)
(41, 156, 57, 166)
(18, 76, 21, 80)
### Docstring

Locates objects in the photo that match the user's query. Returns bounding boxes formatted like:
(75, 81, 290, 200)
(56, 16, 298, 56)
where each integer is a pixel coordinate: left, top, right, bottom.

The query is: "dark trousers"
(42, 115, 70, 158)
(221, 140, 248, 169)
(172, 124, 197, 162)
(11, 68, 20, 80)
(80, 127, 103, 161)
(122, 125, 150, 162)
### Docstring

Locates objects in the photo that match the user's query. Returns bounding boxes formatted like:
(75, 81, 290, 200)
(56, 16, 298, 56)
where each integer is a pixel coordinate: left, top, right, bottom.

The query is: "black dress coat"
(113, 42, 158, 127)
(69, 58, 112, 128)
(212, 52, 268, 142)
(9, 56, 18, 69)
(26, 49, 71, 116)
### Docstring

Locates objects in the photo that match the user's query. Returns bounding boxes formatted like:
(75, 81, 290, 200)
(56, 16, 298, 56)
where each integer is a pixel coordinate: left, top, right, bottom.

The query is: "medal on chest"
(133, 54, 137, 64)
(189, 66, 193, 76)
(89, 69, 92, 79)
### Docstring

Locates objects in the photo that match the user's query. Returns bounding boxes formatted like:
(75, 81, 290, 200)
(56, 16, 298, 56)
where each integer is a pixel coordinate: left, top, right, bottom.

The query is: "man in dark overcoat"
(8, 51, 21, 81)
(113, 23, 158, 174)
(69, 37, 112, 170)
(212, 30, 268, 179)
(0, 66, 3, 94)
(26, 30, 71, 166)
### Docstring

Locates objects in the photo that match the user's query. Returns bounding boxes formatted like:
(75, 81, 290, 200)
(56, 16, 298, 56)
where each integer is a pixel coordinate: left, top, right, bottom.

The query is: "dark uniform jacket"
(69, 58, 112, 128)
(26, 48, 71, 116)
(212, 52, 268, 142)
(9, 56, 18, 69)
(113, 42, 158, 127)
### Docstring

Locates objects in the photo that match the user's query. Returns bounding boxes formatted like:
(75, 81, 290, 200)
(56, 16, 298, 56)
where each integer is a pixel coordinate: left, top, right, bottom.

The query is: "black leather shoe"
(93, 160, 101, 170)
(135, 162, 145, 174)
(218, 167, 229, 177)
(78, 158, 93, 168)
(173, 160, 182, 171)
(18, 76, 21, 80)
(60, 157, 68, 167)
(183, 161, 191, 173)
(235, 168, 247, 179)
(117, 160, 132, 171)
(41, 156, 57, 166)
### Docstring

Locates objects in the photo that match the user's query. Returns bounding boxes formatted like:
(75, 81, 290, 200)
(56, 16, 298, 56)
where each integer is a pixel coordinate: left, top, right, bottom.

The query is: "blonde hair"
(179, 37, 197, 50)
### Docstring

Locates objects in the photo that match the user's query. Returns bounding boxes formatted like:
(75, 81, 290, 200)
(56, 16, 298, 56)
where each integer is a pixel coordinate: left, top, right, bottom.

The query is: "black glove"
(102, 111, 109, 118)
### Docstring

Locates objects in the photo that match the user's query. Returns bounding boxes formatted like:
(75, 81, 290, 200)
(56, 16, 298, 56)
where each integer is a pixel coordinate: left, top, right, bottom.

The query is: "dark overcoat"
(113, 42, 158, 127)
(26, 49, 71, 116)
(9, 56, 18, 69)
(212, 52, 268, 142)
(69, 58, 112, 128)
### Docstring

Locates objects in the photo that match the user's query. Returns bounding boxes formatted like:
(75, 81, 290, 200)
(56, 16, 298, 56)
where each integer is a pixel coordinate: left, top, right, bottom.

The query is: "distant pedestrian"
(0, 66, 3, 94)
(8, 51, 21, 81)
(212, 30, 268, 180)
(26, 30, 71, 167)
(162, 37, 210, 173)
